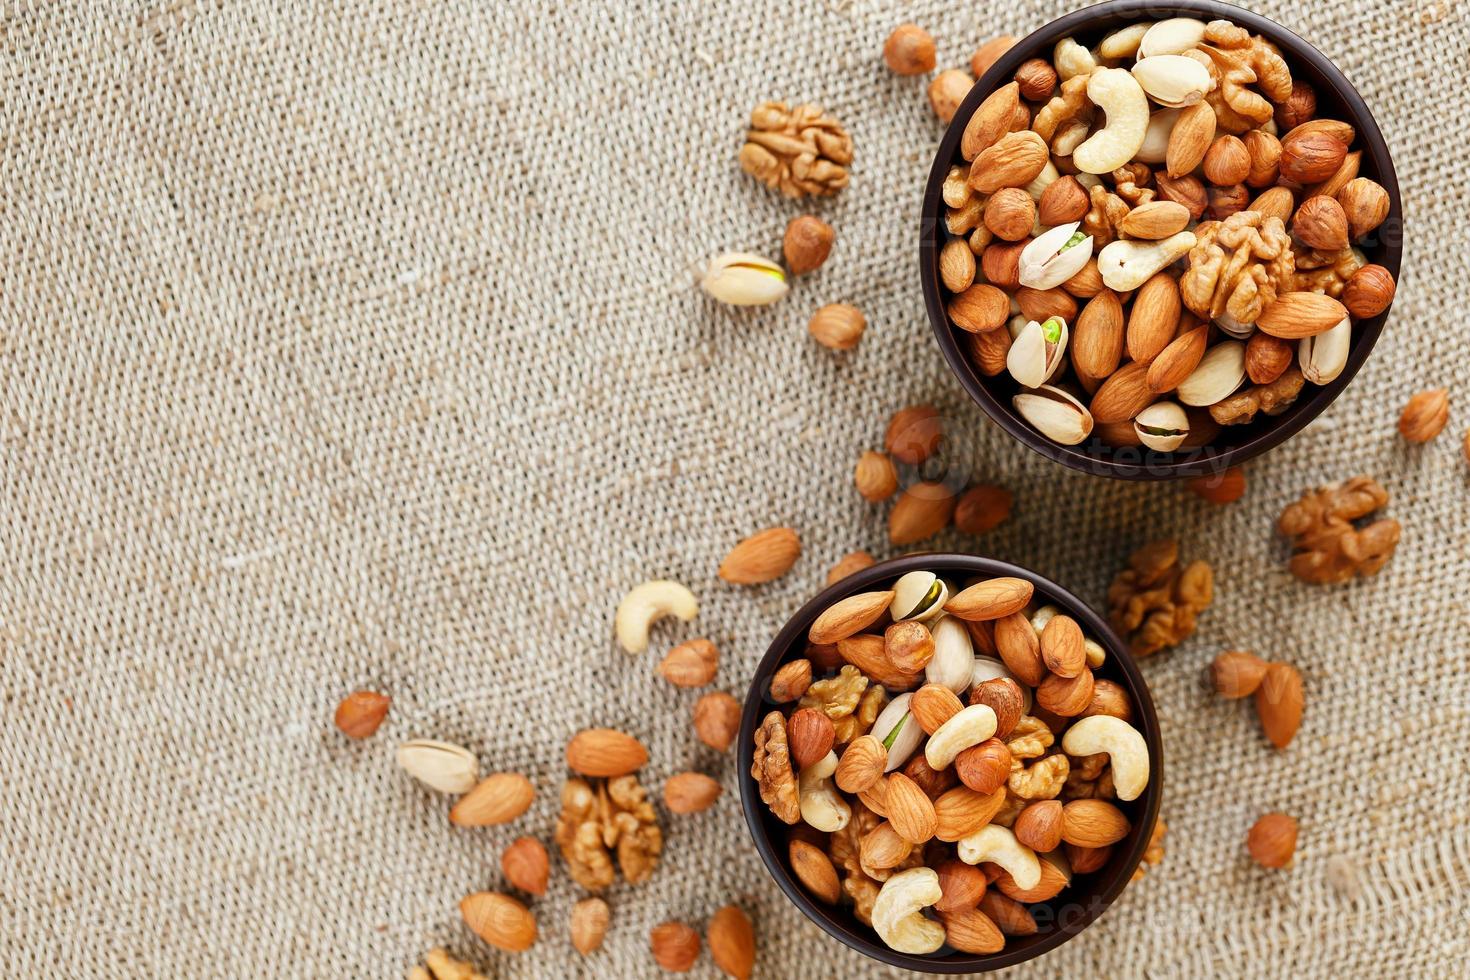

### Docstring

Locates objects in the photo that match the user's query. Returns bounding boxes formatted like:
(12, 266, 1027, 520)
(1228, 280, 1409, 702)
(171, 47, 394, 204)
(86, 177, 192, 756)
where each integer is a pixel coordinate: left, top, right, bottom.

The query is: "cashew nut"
(1131, 55, 1214, 108)
(871, 867, 947, 955)
(925, 704, 998, 770)
(870, 693, 924, 772)
(1053, 37, 1098, 81)
(957, 824, 1041, 890)
(1096, 232, 1196, 291)
(798, 750, 852, 832)
(1137, 108, 1180, 164)
(1061, 714, 1150, 801)
(1072, 69, 1149, 175)
(1098, 23, 1150, 61)
(1138, 17, 1207, 58)
(926, 616, 973, 693)
(614, 580, 698, 653)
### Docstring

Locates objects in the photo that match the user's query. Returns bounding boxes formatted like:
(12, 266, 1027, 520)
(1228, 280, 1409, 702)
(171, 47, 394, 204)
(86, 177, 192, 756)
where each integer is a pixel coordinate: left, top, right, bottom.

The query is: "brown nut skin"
(1254, 662, 1303, 748)
(1337, 178, 1391, 241)
(1275, 81, 1316, 131)
(1399, 389, 1450, 444)
(334, 690, 390, 738)
(885, 404, 943, 465)
(904, 752, 960, 800)
(1187, 466, 1246, 505)
(1064, 843, 1113, 875)
(809, 303, 866, 351)
(789, 839, 841, 904)
(783, 215, 834, 274)
(1014, 58, 1058, 101)
(885, 773, 939, 843)
(970, 36, 1018, 78)
(954, 485, 1012, 536)
(1245, 332, 1294, 386)
(1280, 131, 1348, 184)
(993, 611, 1045, 687)
(854, 450, 898, 502)
(1080, 678, 1134, 723)
(663, 772, 723, 814)
(980, 891, 1037, 935)
(1036, 667, 1094, 717)
(883, 23, 936, 75)
(1155, 173, 1207, 220)
(1292, 195, 1349, 251)
(953, 739, 1012, 795)
(693, 692, 742, 751)
(984, 187, 1036, 241)
(1060, 799, 1131, 848)
(501, 836, 550, 895)
(834, 735, 888, 793)
(1247, 812, 1299, 868)
(1210, 650, 1269, 698)
(886, 620, 937, 674)
(929, 69, 975, 125)
(1013, 800, 1064, 852)
(1202, 135, 1251, 186)
(1242, 129, 1282, 188)
(1343, 264, 1396, 318)
(981, 238, 1029, 290)
(911, 682, 965, 735)
(650, 921, 701, 972)
(968, 677, 1025, 738)
(1206, 184, 1249, 221)
(786, 708, 835, 770)
(1038, 175, 1090, 226)
(934, 859, 988, 912)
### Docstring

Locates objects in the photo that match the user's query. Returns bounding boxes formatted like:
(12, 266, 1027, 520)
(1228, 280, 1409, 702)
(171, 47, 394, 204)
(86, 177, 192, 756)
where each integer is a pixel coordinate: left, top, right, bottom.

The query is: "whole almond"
(1061, 799, 1131, 847)
(788, 839, 841, 904)
(808, 590, 895, 644)
(948, 283, 1011, 332)
(1016, 286, 1077, 325)
(659, 638, 718, 688)
(885, 773, 939, 843)
(461, 892, 536, 953)
(835, 735, 888, 793)
(934, 859, 988, 912)
(886, 404, 943, 464)
(1187, 466, 1247, 504)
(1014, 800, 1064, 852)
(854, 451, 899, 502)
(939, 907, 1005, 954)
(650, 921, 700, 972)
(1310, 148, 1361, 201)
(1063, 257, 1105, 298)
(911, 683, 965, 735)
(980, 892, 1037, 935)
(934, 784, 1006, 841)
(1256, 292, 1348, 339)
(1247, 812, 1298, 868)
(968, 677, 1025, 737)
(769, 658, 813, 701)
(502, 837, 550, 895)
(1118, 200, 1190, 240)
(969, 130, 1048, 194)
(825, 551, 876, 587)
(787, 708, 835, 769)
(961, 82, 1021, 160)
(1090, 361, 1156, 424)
(966, 323, 1012, 376)
(1127, 272, 1182, 364)
(954, 484, 1012, 535)
(719, 527, 801, 584)
(1202, 134, 1251, 185)
(1398, 389, 1450, 443)
(1292, 195, 1349, 251)
(1280, 131, 1347, 184)
(664, 771, 723, 814)
(993, 611, 1044, 686)
(1036, 668, 1094, 717)
(944, 577, 1033, 621)
(889, 482, 957, 546)
(449, 772, 536, 827)
(567, 729, 648, 776)
(939, 238, 977, 292)
(994, 855, 1071, 902)
(1146, 326, 1209, 393)
(1073, 290, 1125, 383)
(1244, 332, 1294, 385)
(334, 690, 391, 738)
(1166, 102, 1215, 178)
(1249, 185, 1296, 223)
(1210, 650, 1269, 698)
(707, 905, 756, 979)
(1254, 662, 1303, 748)
(570, 897, 610, 954)
(693, 692, 742, 751)
(953, 739, 1011, 794)
(1040, 614, 1085, 678)
(1038, 175, 1089, 225)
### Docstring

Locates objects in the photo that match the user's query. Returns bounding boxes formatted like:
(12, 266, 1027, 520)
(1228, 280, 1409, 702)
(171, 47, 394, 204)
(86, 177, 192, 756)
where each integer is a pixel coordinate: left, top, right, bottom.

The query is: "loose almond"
(1014, 800, 1064, 852)
(993, 612, 1045, 686)
(939, 907, 1005, 954)
(501, 837, 550, 895)
(570, 897, 610, 954)
(970, 131, 1048, 194)
(719, 527, 801, 584)
(934, 859, 989, 912)
(707, 905, 756, 979)
(889, 482, 957, 545)
(461, 892, 536, 953)
(944, 577, 1034, 621)
(1040, 614, 1085, 678)
(1399, 389, 1450, 443)
(934, 784, 1006, 841)
(1247, 812, 1299, 868)
(808, 590, 895, 644)
(980, 891, 1037, 935)
(834, 735, 888, 793)
(961, 82, 1021, 161)
(1210, 650, 1268, 698)
(911, 683, 965, 734)
(1118, 200, 1190, 240)
(663, 771, 723, 814)
(1072, 289, 1125, 383)
(1254, 662, 1303, 748)
(1166, 102, 1215, 178)
(566, 728, 649, 776)
(650, 921, 701, 972)
(449, 772, 536, 827)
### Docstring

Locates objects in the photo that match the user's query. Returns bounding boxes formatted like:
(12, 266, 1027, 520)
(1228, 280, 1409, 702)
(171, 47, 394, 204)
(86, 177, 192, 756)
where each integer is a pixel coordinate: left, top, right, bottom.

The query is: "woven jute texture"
(3, 0, 1469, 976)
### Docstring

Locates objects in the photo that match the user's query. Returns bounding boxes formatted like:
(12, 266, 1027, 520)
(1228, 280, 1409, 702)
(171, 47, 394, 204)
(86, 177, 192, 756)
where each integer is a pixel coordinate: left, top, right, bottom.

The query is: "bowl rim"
(920, 0, 1403, 481)
(736, 553, 1165, 972)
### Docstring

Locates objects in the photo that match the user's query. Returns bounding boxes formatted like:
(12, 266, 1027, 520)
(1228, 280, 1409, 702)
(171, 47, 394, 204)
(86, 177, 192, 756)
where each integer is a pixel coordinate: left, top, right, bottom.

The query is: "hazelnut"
(968, 677, 1025, 737)
(953, 738, 1011, 794)
(1274, 81, 1316, 131)
(1336, 177, 1391, 241)
(981, 238, 1027, 290)
(970, 35, 1018, 78)
(1014, 58, 1057, 101)
(1291, 195, 1349, 251)
(1279, 131, 1348, 184)
(984, 187, 1036, 241)
(786, 708, 835, 769)
(1246, 812, 1298, 868)
(783, 215, 835, 274)
(929, 69, 975, 124)
(1399, 389, 1450, 444)
(1038, 175, 1089, 225)
(1186, 466, 1246, 505)
(1342, 264, 1396, 319)
(1081, 678, 1133, 723)
(940, 238, 977, 292)
(885, 620, 936, 673)
(1206, 183, 1249, 221)
(934, 860, 988, 912)
(1202, 135, 1251, 186)
(884, 23, 936, 75)
(1242, 129, 1282, 188)
(808, 302, 866, 350)
(885, 404, 944, 465)
(1013, 800, 1063, 852)
(334, 690, 391, 738)
(650, 921, 701, 971)
(693, 691, 742, 751)
(1245, 332, 1294, 385)
(1155, 173, 1207, 220)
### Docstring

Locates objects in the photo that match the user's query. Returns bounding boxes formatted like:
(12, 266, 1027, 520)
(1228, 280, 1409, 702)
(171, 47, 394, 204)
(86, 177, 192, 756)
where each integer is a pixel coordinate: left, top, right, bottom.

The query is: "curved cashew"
(871, 867, 947, 954)
(1098, 23, 1149, 61)
(957, 824, 1041, 890)
(614, 580, 698, 653)
(1096, 232, 1196, 291)
(1138, 17, 1207, 58)
(1061, 714, 1150, 801)
(926, 617, 973, 693)
(1132, 55, 1214, 108)
(871, 693, 924, 772)
(798, 750, 852, 832)
(1053, 37, 1098, 81)
(925, 704, 998, 770)
(1073, 69, 1149, 175)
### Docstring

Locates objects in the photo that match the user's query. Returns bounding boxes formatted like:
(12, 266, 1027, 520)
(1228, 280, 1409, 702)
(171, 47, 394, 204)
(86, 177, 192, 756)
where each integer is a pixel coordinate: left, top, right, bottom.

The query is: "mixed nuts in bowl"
(737, 554, 1162, 972)
(921, 0, 1401, 478)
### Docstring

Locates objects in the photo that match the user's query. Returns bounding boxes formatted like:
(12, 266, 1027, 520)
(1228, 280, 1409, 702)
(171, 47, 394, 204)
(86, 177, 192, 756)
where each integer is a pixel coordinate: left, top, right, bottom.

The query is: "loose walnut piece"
(1004, 715, 1055, 761)
(752, 711, 801, 824)
(554, 775, 663, 890)
(1008, 753, 1070, 800)
(739, 102, 853, 198)
(1291, 245, 1365, 298)
(555, 779, 617, 891)
(1107, 539, 1214, 657)
(1180, 212, 1294, 327)
(800, 664, 869, 722)
(1209, 368, 1306, 425)
(1278, 477, 1401, 583)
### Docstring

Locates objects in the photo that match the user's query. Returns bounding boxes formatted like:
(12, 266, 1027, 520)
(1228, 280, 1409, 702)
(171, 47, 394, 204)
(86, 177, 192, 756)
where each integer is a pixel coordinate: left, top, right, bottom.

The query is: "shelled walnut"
(554, 775, 663, 891)
(738, 102, 852, 198)
(1277, 476, 1400, 583)
(1107, 540, 1213, 657)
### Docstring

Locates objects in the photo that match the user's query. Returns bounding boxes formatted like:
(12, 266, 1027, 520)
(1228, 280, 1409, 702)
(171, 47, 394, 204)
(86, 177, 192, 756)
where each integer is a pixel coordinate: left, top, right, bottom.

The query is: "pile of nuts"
(1106, 539, 1213, 657)
(751, 567, 1154, 955)
(936, 17, 1398, 451)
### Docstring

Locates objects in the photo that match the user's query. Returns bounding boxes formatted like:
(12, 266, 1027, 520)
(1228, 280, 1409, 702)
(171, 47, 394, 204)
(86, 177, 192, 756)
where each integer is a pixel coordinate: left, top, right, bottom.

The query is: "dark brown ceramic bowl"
(921, 0, 1401, 480)
(737, 554, 1163, 972)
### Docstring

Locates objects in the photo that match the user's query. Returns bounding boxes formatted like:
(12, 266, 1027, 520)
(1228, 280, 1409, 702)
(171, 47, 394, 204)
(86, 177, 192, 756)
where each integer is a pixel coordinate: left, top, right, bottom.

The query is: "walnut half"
(1278, 476, 1401, 583)
(752, 711, 800, 824)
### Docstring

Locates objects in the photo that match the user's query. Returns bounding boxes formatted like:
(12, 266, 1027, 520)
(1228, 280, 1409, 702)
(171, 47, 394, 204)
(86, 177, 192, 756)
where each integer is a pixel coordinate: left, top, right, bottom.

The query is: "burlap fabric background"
(4, 0, 1468, 975)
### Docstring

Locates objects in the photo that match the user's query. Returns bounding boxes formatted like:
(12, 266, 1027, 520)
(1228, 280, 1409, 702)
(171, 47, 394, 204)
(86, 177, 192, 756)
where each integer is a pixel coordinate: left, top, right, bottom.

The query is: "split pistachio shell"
(1299, 317, 1351, 384)
(1137, 108, 1180, 164)
(1006, 316, 1069, 389)
(396, 739, 480, 794)
(891, 571, 949, 622)
(701, 252, 788, 306)
(1178, 340, 1247, 406)
(1133, 401, 1190, 451)
(972, 656, 1033, 713)
(1029, 605, 1059, 634)
(1214, 312, 1255, 339)
(872, 693, 923, 772)
(1018, 223, 1095, 290)
(1013, 385, 1094, 445)
(927, 615, 975, 693)
(1131, 55, 1214, 108)
(1096, 232, 1196, 291)
(1138, 17, 1207, 58)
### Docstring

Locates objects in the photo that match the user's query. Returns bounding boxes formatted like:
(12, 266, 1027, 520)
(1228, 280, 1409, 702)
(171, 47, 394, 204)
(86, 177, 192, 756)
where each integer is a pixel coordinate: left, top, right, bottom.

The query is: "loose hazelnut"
(970, 36, 1018, 78)
(501, 836, 550, 895)
(1274, 81, 1316, 131)
(885, 404, 944, 465)
(884, 23, 936, 75)
(1245, 332, 1294, 385)
(1202, 135, 1251, 186)
(953, 738, 1011, 794)
(1187, 466, 1246, 505)
(1291, 195, 1349, 251)
(783, 215, 835, 275)
(1080, 678, 1134, 723)
(854, 450, 898, 501)
(1038, 175, 1089, 225)
(1206, 183, 1249, 221)
(934, 860, 988, 912)
(1246, 812, 1298, 868)
(929, 69, 975, 124)
(334, 690, 391, 738)
(984, 187, 1036, 241)
(1342, 264, 1396, 318)
(1014, 58, 1057, 101)
(693, 691, 741, 751)
(1336, 177, 1391, 241)
(1155, 173, 1207, 220)
(1399, 389, 1450, 444)
(1242, 129, 1282, 188)
(1279, 131, 1348, 184)
(808, 303, 867, 350)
